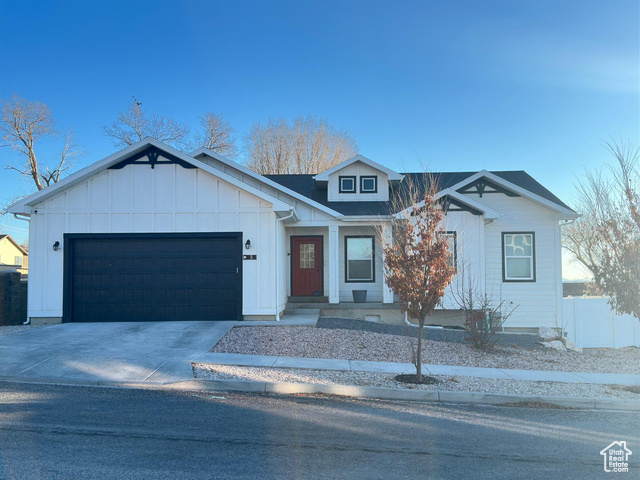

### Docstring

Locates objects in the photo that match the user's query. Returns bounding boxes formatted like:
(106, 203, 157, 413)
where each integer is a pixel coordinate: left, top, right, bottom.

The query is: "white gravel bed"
(193, 364, 640, 400)
(212, 326, 640, 375)
(0, 324, 54, 336)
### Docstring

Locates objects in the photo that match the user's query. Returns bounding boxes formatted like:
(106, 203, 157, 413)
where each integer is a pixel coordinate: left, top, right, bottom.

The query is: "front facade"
(9, 138, 578, 329)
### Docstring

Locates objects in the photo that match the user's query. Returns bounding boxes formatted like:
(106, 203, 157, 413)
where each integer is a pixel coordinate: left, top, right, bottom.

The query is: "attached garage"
(64, 233, 243, 322)
(8, 139, 297, 324)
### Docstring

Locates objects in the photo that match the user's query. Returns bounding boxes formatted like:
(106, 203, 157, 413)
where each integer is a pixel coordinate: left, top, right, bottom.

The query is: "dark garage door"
(64, 233, 242, 322)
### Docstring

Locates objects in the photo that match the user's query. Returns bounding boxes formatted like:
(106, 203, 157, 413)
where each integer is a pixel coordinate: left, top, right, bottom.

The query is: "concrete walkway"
(195, 352, 640, 386)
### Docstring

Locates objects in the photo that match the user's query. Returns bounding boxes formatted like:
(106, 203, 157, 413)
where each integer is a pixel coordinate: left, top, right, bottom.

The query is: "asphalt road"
(0, 382, 637, 480)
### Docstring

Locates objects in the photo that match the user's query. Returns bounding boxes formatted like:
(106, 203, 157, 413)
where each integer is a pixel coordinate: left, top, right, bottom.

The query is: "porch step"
(288, 296, 328, 303)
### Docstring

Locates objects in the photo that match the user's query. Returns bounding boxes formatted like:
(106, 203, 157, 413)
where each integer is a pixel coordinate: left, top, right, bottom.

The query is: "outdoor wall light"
(52, 241, 60, 252)
(245, 239, 251, 250)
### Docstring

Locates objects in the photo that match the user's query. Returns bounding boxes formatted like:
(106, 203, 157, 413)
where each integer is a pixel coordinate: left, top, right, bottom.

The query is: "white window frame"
(502, 232, 536, 282)
(360, 176, 377, 193)
(14, 256, 23, 267)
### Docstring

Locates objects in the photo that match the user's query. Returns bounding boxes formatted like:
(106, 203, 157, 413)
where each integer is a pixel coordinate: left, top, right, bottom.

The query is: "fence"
(0, 272, 27, 326)
(562, 297, 640, 349)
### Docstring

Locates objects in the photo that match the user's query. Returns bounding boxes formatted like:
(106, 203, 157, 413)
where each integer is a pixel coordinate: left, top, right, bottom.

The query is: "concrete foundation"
(29, 317, 63, 325)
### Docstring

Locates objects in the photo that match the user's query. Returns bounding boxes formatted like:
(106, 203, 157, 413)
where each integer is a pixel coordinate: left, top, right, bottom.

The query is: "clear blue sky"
(0, 0, 638, 277)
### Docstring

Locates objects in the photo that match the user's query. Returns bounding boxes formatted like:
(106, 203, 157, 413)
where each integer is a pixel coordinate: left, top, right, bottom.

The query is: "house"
(7, 138, 578, 330)
(0, 234, 28, 276)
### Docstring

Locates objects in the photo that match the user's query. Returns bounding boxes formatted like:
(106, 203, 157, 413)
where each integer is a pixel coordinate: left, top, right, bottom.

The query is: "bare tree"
(563, 138, 639, 319)
(193, 112, 237, 158)
(450, 263, 518, 349)
(1, 95, 79, 191)
(104, 98, 190, 150)
(379, 174, 456, 383)
(244, 115, 358, 174)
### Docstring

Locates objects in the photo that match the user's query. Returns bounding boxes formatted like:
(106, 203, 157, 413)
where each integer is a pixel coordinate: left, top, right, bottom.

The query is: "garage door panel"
(65, 233, 242, 322)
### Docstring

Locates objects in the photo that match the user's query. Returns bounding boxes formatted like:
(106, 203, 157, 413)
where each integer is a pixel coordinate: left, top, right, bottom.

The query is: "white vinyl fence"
(563, 297, 640, 349)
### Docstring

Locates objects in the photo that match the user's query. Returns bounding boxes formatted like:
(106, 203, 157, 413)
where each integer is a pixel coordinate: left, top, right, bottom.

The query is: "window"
(360, 176, 377, 193)
(299, 243, 315, 269)
(345, 236, 375, 282)
(339, 176, 356, 193)
(503, 232, 535, 281)
(442, 232, 457, 268)
(14, 256, 22, 267)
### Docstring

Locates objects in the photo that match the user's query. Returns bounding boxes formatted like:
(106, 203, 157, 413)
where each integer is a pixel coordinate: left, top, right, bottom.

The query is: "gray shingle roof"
(264, 171, 574, 216)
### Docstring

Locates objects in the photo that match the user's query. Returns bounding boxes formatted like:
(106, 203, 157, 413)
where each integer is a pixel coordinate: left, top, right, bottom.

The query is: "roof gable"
(8, 138, 293, 216)
(313, 154, 404, 182)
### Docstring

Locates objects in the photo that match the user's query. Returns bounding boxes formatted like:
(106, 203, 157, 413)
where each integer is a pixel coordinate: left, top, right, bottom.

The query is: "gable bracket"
(108, 146, 197, 170)
(440, 195, 483, 216)
(456, 178, 520, 198)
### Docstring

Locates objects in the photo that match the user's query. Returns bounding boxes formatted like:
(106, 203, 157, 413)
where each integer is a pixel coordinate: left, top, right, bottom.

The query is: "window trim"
(14, 256, 23, 267)
(360, 176, 378, 194)
(344, 235, 375, 283)
(502, 232, 536, 282)
(442, 231, 457, 269)
(339, 176, 356, 193)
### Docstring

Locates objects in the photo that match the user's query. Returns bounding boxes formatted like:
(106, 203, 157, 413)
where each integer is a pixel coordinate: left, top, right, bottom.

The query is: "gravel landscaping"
(193, 364, 640, 399)
(212, 324, 640, 374)
(0, 324, 54, 336)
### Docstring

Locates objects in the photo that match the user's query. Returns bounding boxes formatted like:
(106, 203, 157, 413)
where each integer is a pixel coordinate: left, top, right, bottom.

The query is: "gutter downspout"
(275, 209, 296, 321)
(13, 214, 31, 324)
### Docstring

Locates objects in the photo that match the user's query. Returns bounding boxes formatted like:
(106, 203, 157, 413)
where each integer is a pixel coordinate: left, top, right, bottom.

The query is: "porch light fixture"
(245, 239, 251, 250)
(52, 241, 60, 252)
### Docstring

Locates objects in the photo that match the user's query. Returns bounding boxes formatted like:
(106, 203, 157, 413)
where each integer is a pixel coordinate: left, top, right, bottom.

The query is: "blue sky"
(0, 0, 638, 278)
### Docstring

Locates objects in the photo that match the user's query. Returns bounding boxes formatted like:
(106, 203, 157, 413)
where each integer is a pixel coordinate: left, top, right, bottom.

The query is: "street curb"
(2, 375, 636, 411)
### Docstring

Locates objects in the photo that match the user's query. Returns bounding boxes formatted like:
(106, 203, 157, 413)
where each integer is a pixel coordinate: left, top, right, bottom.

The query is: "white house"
(8, 138, 578, 330)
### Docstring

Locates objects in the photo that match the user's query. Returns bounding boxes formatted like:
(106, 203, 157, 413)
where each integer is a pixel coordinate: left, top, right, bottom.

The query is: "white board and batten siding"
(27, 162, 278, 320)
(468, 194, 563, 329)
(439, 210, 485, 309)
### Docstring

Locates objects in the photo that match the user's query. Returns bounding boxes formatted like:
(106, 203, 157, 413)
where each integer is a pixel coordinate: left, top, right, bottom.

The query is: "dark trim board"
(360, 176, 378, 193)
(108, 145, 197, 170)
(501, 231, 536, 283)
(290, 235, 324, 297)
(339, 176, 356, 193)
(63, 232, 243, 322)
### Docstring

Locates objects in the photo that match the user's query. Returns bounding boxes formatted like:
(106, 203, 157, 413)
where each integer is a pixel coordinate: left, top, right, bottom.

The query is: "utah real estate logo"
(600, 441, 632, 473)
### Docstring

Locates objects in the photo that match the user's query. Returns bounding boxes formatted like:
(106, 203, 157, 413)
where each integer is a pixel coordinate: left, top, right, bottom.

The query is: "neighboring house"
(0, 234, 28, 276)
(8, 138, 578, 330)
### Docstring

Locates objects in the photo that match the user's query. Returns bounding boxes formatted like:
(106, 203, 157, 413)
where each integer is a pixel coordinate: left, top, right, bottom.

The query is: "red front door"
(291, 237, 323, 296)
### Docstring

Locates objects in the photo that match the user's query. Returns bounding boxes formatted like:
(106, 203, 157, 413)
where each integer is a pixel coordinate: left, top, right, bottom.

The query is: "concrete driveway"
(0, 322, 234, 384)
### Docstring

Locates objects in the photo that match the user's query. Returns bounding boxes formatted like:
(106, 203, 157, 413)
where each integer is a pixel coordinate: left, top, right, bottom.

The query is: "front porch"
(285, 223, 394, 305)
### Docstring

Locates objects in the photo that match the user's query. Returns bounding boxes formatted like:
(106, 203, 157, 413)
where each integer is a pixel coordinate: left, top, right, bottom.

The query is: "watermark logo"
(600, 441, 632, 473)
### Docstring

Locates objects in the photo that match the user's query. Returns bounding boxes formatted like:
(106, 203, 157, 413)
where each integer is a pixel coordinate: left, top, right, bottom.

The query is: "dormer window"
(360, 176, 377, 193)
(339, 176, 356, 193)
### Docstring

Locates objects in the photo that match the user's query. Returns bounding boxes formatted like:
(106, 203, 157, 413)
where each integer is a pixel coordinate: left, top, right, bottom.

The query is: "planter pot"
(352, 290, 367, 303)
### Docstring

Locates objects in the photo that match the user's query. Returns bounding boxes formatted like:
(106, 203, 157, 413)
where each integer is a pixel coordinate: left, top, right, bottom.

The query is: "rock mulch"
(212, 325, 640, 375)
(193, 364, 640, 399)
(317, 317, 542, 349)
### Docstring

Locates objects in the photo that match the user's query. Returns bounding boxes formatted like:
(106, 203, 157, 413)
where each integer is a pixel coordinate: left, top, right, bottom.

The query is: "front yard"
(210, 319, 640, 374)
(194, 318, 640, 401)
